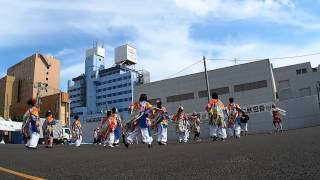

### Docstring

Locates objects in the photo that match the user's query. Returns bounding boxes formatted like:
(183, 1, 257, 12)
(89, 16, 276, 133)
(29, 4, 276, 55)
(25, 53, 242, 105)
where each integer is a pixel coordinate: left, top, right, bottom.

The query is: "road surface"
(0, 126, 319, 180)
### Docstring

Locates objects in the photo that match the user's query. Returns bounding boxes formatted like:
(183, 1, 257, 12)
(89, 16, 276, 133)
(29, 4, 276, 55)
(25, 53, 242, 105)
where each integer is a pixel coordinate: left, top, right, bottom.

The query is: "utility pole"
(317, 82, 320, 109)
(203, 56, 211, 102)
(68, 100, 71, 128)
(34, 82, 47, 112)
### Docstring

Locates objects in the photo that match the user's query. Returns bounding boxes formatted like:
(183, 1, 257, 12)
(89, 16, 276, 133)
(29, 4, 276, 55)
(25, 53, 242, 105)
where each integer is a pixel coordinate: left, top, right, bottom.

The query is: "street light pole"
(68, 100, 71, 128)
(317, 82, 320, 109)
(203, 56, 211, 102)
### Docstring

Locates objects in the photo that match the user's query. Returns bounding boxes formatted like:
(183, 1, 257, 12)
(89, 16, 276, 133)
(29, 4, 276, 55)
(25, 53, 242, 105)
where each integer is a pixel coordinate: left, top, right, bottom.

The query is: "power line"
(137, 50, 320, 90)
(134, 59, 203, 91)
(269, 52, 320, 60)
(206, 51, 320, 62)
(166, 60, 203, 78)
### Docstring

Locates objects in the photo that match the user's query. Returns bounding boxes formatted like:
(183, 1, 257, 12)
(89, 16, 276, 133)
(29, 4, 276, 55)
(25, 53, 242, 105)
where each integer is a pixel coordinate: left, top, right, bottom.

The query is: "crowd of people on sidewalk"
(21, 92, 286, 149)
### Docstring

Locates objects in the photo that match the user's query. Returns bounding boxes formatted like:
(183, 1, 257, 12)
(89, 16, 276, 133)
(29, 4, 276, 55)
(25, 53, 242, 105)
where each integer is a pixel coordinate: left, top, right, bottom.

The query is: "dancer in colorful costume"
(206, 92, 226, 141)
(272, 104, 286, 132)
(99, 110, 112, 147)
(190, 112, 201, 141)
(72, 115, 82, 147)
(226, 97, 242, 138)
(23, 99, 40, 149)
(153, 100, 169, 145)
(172, 106, 190, 143)
(43, 110, 56, 148)
(112, 107, 122, 147)
(125, 94, 153, 148)
(107, 110, 117, 148)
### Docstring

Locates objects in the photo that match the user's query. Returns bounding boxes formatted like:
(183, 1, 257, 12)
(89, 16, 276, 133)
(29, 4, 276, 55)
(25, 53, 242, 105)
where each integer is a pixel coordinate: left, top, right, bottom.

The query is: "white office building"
(68, 44, 150, 123)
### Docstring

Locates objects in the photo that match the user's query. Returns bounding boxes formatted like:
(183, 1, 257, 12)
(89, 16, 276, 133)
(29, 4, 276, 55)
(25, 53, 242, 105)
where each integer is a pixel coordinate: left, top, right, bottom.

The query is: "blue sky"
(0, 0, 320, 91)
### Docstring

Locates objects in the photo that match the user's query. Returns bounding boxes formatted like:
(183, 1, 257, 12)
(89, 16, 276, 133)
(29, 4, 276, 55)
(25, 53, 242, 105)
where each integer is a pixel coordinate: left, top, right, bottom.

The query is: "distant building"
(0, 53, 70, 125)
(39, 92, 70, 126)
(135, 59, 320, 114)
(0, 75, 15, 119)
(134, 59, 277, 114)
(134, 59, 320, 138)
(273, 62, 320, 100)
(68, 44, 150, 123)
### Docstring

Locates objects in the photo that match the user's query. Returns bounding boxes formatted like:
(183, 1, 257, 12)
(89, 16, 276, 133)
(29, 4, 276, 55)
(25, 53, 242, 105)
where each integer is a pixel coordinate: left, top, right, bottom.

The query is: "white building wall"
(135, 59, 276, 115)
(279, 95, 320, 130)
(273, 62, 320, 100)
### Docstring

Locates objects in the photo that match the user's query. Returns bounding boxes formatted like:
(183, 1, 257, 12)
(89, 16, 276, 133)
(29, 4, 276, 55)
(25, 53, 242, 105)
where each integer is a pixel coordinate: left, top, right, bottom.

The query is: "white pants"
(241, 123, 248, 132)
(127, 127, 153, 145)
(26, 132, 40, 148)
(234, 124, 241, 138)
(227, 124, 235, 137)
(114, 139, 120, 144)
(75, 136, 82, 147)
(177, 130, 189, 143)
(209, 125, 218, 137)
(108, 132, 115, 146)
(157, 124, 167, 143)
(217, 127, 227, 139)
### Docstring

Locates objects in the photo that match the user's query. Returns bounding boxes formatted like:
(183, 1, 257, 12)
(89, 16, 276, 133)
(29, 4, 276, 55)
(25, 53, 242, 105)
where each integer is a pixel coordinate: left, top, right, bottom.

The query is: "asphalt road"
(1, 126, 320, 180)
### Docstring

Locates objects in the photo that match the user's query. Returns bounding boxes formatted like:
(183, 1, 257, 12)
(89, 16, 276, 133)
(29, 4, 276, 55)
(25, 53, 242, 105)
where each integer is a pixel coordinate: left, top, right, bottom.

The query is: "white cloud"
(55, 48, 76, 57)
(60, 62, 85, 91)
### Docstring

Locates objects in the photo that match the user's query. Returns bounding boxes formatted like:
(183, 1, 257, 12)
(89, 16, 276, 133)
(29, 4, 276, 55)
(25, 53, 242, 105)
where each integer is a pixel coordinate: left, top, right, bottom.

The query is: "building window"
(167, 93, 194, 103)
(278, 80, 290, 90)
(234, 80, 268, 92)
(296, 68, 307, 75)
(299, 87, 311, 97)
(198, 87, 230, 98)
(302, 68, 307, 74)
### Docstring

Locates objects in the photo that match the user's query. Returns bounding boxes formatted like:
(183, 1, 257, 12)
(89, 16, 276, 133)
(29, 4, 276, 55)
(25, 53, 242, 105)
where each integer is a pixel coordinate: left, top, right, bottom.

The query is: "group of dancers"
(21, 98, 84, 149)
(94, 92, 255, 149)
(21, 91, 285, 149)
